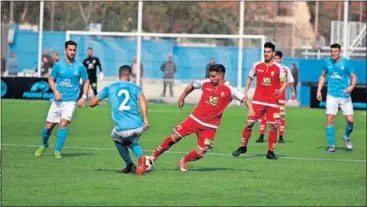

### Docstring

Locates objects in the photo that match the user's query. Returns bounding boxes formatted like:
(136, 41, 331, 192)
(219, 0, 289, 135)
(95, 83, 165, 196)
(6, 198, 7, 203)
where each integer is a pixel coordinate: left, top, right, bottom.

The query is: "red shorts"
(248, 104, 280, 123)
(173, 116, 216, 150)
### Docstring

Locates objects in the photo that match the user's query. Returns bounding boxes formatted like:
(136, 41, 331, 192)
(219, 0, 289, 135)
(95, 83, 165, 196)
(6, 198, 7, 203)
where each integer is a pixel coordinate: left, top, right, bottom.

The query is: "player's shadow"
(61, 152, 95, 157)
(189, 168, 254, 172)
(95, 169, 121, 173)
(316, 146, 349, 151)
(234, 154, 286, 159)
(255, 140, 295, 143)
(162, 167, 253, 172)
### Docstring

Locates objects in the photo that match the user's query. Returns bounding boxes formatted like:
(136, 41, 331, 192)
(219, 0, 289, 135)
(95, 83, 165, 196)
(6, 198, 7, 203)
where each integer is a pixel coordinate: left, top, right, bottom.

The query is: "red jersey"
(190, 79, 245, 128)
(248, 62, 286, 107)
(279, 64, 295, 101)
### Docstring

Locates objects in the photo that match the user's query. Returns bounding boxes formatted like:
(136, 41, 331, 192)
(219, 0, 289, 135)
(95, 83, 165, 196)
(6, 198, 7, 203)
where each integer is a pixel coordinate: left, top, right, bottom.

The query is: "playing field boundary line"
(2, 143, 366, 163)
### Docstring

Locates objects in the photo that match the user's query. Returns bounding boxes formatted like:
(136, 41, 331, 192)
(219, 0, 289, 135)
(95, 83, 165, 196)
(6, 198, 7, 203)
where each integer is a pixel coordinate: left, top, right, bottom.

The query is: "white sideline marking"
(2, 143, 366, 163)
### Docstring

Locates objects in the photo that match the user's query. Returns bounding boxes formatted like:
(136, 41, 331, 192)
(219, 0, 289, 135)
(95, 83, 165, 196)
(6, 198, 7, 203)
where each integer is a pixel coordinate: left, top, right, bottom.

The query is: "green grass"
(1, 99, 366, 206)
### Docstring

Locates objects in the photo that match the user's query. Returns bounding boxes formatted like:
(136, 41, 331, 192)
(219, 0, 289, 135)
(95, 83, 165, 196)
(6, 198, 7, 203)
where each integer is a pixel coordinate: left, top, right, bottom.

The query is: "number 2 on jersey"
(118, 89, 131, 111)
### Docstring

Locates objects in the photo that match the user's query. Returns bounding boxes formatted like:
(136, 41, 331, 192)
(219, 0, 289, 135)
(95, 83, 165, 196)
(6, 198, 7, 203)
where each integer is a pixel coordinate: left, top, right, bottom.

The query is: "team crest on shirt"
(93, 60, 96, 64)
(341, 66, 344, 70)
(206, 96, 219, 107)
(262, 77, 272, 86)
(74, 70, 79, 76)
(221, 92, 224, 97)
(271, 71, 275, 76)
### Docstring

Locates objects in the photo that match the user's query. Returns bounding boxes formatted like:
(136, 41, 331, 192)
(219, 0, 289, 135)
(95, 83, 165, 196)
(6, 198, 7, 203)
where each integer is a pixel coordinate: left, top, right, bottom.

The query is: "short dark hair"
(274, 50, 283, 58)
(264, 42, 275, 52)
(88, 47, 93, 51)
(119, 65, 132, 76)
(209, 64, 226, 74)
(330, 43, 341, 50)
(65, 40, 77, 49)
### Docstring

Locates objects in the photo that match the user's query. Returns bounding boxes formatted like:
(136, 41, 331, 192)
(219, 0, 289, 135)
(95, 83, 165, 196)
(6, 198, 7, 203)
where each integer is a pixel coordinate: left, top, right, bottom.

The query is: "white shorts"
(326, 95, 354, 116)
(111, 127, 144, 145)
(46, 101, 77, 123)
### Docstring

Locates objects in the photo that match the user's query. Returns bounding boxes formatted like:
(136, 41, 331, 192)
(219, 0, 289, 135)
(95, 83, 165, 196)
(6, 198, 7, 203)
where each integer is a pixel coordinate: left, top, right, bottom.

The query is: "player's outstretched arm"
(77, 79, 90, 108)
(138, 93, 149, 130)
(89, 86, 108, 108)
(178, 82, 195, 110)
(48, 76, 61, 101)
(289, 82, 296, 100)
(317, 72, 326, 101)
(244, 77, 253, 95)
(278, 80, 287, 95)
(89, 96, 101, 108)
(345, 73, 357, 94)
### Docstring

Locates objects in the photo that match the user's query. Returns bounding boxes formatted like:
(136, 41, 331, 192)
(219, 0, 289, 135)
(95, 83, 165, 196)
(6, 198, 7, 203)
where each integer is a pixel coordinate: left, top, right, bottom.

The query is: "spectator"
(7, 51, 18, 76)
(52, 51, 60, 64)
(290, 63, 299, 98)
(131, 56, 144, 87)
(312, 32, 326, 51)
(205, 58, 215, 78)
(42, 48, 53, 71)
(160, 55, 176, 97)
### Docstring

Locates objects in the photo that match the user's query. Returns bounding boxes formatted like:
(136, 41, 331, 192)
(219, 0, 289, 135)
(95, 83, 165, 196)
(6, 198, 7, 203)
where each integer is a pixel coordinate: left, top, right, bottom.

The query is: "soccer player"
(257, 50, 296, 144)
(232, 42, 287, 160)
(89, 65, 149, 175)
(35, 40, 90, 159)
(83, 47, 103, 96)
(316, 43, 356, 152)
(137, 64, 254, 173)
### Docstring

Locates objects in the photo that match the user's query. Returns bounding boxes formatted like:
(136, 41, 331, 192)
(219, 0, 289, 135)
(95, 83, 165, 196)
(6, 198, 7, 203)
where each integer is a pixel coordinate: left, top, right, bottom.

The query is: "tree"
(77, 2, 104, 30)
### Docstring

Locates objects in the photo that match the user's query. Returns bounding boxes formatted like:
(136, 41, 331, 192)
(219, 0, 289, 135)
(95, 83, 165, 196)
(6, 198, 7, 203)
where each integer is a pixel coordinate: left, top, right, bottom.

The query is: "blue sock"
(344, 123, 354, 140)
(114, 141, 133, 165)
(128, 143, 143, 158)
(55, 128, 68, 153)
(41, 127, 52, 147)
(326, 125, 335, 147)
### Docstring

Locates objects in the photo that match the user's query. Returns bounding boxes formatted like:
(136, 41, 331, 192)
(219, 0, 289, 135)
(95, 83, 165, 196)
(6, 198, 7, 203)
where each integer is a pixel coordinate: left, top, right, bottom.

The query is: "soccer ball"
(144, 156, 154, 172)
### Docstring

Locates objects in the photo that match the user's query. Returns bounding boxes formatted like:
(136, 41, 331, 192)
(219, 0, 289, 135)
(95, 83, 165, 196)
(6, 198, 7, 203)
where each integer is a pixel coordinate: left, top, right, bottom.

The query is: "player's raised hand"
(54, 90, 62, 101)
(344, 86, 353, 94)
(316, 91, 322, 101)
(291, 92, 296, 100)
(77, 98, 86, 108)
(143, 119, 149, 131)
(178, 98, 185, 110)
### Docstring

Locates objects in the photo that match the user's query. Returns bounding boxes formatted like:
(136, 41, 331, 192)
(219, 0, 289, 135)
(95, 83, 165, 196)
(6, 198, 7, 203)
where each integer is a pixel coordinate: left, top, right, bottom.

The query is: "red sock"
(279, 118, 285, 136)
(268, 128, 277, 151)
(241, 126, 253, 147)
(259, 118, 267, 135)
(151, 136, 178, 160)
(183, 150, 204, 162)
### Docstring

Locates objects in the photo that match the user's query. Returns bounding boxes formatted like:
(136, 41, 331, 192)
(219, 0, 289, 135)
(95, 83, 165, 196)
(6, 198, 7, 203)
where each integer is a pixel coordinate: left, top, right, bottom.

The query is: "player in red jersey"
(257, 50, 296, 143)
(137, 64, 254, 173)
(232, 42, 287, 160)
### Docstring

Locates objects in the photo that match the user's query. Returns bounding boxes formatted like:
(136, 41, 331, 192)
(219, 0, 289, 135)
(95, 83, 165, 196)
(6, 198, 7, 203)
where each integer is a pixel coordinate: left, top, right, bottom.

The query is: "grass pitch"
(1, 100, 366, 206)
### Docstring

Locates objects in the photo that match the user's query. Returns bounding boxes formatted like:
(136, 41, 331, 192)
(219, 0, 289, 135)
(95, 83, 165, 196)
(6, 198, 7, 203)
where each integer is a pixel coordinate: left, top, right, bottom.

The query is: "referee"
(83, 47, 103, 96)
